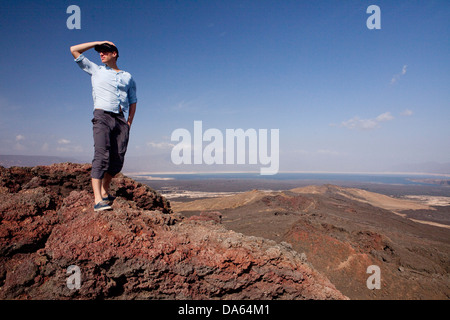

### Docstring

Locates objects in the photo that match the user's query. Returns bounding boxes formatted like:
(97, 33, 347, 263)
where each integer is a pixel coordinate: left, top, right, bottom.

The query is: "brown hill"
(0, 163, 346, 300)
(290, 184, 431, 211)
(174, 184, 450, 299)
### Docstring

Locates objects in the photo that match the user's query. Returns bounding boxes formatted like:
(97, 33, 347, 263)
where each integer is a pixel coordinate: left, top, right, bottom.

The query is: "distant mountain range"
(1, 154, 450, 175)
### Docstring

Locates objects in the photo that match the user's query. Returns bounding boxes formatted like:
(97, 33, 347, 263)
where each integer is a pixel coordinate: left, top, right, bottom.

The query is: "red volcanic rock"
(0, 163, 347, 300)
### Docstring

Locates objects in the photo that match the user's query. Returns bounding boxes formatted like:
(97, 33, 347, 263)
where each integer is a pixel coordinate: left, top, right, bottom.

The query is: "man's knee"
(91, 169, 106, 180)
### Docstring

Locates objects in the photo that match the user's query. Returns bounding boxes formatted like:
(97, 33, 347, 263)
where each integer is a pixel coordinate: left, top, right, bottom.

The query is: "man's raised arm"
(70, 41, 115, 59)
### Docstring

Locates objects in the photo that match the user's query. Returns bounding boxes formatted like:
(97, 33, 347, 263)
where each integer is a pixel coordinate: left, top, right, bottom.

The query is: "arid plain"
(141, 177, 450, 299)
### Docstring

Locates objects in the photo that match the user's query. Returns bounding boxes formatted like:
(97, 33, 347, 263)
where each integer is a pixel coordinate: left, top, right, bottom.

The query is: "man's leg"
(92, 178, 104, 205)
(92, 173, 113, 206)
(101, 172, 113, 198)
(107, 115, 130, 179)
(91, 110, 113, 209)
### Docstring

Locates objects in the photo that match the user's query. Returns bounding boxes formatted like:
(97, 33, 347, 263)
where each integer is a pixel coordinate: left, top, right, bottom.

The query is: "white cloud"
(390, 65, 408, 84)
(147, 141, 175, 149)
(341, 112, 394, 130)
(401, 109, 413, 116)
(58, 138, 71, 145)
(56, 138, 82, 153)
(342, 117, 378, 130)
(376, 112, 394, 122)
(13, 135, 26, 151)
(401, 65, 407, 75)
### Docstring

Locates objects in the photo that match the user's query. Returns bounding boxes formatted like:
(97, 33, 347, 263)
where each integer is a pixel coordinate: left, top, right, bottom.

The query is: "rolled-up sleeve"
(75, 54, 96, 75)
(128, 78, 137, 104)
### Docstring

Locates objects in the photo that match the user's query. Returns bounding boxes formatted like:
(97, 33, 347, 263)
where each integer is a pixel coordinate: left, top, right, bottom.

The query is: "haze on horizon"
(1, 1, 449, 174)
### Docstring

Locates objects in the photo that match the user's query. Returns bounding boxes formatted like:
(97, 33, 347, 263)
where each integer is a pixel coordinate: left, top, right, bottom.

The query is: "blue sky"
(0, 0, 449, 173)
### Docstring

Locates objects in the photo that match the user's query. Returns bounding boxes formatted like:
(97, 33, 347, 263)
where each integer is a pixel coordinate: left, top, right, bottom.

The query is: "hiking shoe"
(102, 194, 116, 204)
(94, 200, 112, 212)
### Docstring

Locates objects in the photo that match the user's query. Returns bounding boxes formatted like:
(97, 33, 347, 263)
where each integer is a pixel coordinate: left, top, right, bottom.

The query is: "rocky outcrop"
(0, 163, 347, 300)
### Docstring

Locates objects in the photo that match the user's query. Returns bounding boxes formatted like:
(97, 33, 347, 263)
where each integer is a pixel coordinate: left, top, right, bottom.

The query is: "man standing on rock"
(70, 41, 137, 211)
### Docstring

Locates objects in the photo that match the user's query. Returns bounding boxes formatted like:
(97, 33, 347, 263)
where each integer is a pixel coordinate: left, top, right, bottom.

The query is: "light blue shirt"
(75, 54, 137, 114)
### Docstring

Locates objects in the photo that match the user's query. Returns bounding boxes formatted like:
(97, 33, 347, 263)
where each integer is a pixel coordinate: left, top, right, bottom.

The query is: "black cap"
(94, 43, 119, 57)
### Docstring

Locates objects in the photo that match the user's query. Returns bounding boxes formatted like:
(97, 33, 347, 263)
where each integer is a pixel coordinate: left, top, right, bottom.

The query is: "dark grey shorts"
(91, 109, 130, 179)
